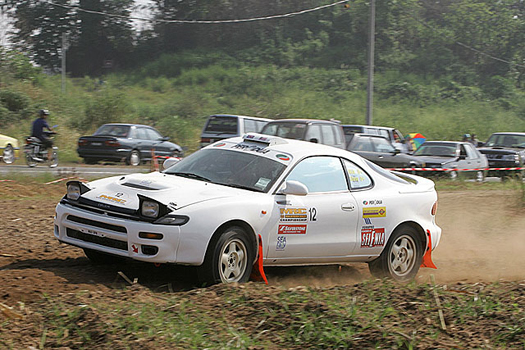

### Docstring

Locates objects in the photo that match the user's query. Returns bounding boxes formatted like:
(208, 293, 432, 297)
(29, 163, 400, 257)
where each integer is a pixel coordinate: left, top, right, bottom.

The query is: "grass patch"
(1, 280, 523, 349)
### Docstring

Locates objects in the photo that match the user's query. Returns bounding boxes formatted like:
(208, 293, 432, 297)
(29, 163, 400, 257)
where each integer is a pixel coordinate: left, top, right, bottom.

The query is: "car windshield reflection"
(164, 149, 287, 193)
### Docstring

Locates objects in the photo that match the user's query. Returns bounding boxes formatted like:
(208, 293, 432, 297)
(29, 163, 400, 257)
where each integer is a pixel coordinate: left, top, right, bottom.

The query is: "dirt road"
(1, 182, 524, 306)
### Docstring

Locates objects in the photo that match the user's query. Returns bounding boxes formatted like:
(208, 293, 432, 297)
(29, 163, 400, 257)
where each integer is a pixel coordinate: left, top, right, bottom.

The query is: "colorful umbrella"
(407, 132, 426, 150)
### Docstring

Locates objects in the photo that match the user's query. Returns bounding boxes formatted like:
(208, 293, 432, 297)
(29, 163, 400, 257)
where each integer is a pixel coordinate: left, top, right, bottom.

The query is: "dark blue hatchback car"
(77, 123, 183, 165)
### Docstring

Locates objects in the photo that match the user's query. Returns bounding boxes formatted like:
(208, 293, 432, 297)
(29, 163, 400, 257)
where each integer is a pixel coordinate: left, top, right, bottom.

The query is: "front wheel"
(198, 226, 255, 285)
(25, 150, 37, 167)
(2, 145, 15, 164)
(126, 150, 141, 166)
(368, 225, 424, 282)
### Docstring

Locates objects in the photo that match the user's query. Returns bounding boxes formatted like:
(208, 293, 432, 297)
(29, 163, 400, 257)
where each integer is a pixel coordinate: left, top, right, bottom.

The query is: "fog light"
(139, 232, 164, 240)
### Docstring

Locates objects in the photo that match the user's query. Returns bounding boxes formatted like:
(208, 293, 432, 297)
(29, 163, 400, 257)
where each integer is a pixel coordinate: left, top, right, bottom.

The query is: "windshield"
(485, 134, 525, 148)
(94, 125, 130, 137)
(261, 122, 307, 140)
(204, 116, 238, 134)
(164, 149, 287, 192)
(414, 143, 457, 157)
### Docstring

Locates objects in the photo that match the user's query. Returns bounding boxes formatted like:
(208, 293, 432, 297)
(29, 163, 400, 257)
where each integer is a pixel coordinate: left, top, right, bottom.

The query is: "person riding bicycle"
(31, 109, 55, 163)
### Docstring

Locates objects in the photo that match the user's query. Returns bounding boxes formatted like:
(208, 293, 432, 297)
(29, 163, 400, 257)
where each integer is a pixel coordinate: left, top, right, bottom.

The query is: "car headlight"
(154, 215, 189, 226)
(67, 183, 81, 200)
(142, 200, 160, 218)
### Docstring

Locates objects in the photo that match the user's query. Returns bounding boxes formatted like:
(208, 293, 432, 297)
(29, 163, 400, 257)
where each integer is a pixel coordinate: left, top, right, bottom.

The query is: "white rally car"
(55, 134, 441, 284)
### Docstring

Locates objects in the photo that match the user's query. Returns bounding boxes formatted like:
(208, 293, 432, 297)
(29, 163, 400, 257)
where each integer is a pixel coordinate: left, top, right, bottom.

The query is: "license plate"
(91, 142, 102, 146)
(79, 227, 105, 238)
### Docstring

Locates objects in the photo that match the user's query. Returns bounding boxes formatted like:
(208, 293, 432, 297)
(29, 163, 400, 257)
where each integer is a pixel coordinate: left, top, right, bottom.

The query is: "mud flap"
(250, 234, 268, 284)
(421, 229, 437, 269)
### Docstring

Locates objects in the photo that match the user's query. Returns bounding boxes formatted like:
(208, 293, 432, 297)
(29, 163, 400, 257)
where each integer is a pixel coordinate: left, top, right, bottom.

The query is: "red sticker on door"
(278, 224, 307, 234)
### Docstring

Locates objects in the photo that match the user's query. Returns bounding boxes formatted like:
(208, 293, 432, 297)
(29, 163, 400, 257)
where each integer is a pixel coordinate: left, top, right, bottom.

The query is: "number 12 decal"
(308, 207, 317, 221)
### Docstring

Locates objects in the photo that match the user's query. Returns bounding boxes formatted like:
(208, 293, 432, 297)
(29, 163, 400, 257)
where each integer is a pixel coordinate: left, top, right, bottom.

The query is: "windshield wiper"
(220, 183, 264, 192)
(170, 172, 211, 182)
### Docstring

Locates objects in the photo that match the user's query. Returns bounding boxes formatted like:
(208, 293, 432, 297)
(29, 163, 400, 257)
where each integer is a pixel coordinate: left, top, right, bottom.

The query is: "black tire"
(197, 226, 255, 286)
(368, 225, 424, 282)
(84, 158, 99, 165)
(50, 148, 59, 167)
(25, 152, 37, 167)
(83, 248, 123, 264)
(2, 144, 15, 164)
(126, 150, 141, 166)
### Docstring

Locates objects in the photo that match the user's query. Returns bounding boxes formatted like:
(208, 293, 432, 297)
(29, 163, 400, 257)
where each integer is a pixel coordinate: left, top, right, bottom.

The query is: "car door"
(146, 127, 172, 158)
(267, 156, 359, 262)
(133, 126, 156, 160)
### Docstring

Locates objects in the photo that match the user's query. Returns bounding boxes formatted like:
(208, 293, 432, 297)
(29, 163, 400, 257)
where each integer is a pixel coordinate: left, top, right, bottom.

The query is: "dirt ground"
(1, 181, 524, 306)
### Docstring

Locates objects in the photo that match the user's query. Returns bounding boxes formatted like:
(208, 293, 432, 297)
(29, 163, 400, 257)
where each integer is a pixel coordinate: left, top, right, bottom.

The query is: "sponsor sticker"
(280, 207, 308, 222)
(363, 206, 386, 218)
(278, 224, 307, 235)
(276, 154, 290, 161)
(363, 200, 383, 205)
(214, 142, 226, 147)
(276, 236, 287, 251)
(361, 228, 385, 248)
(97, 193, 128, 205)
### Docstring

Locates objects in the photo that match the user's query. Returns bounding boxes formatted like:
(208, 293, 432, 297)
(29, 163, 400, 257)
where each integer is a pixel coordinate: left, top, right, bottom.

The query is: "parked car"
(477, 132, 525, 179)
(77, 123, 183, 166)
(412, 141, 488, 181)
(260, 119, 346, 149)
(0, 133, 19, 164)
(346, 134, 423, 169)
(200, 114, 271, 148)
(55, 133, 441, 284)
(343, 125, 412, 153)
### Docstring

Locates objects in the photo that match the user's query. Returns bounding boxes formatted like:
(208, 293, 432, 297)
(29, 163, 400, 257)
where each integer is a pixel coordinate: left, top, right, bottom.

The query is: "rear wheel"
(50, 148, 59, 167)
(127, 150, 141, 166)
(2, 145, 15, 164)
(368, 225, 424, 282)
(198, 226, 254, 285)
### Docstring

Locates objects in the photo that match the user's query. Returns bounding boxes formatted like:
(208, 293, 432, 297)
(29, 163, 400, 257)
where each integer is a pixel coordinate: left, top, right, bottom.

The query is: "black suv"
(477, 132, 525, 179)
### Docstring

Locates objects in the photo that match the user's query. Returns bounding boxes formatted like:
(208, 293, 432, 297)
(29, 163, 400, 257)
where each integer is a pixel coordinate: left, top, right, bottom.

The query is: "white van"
(200, 114, 271, 148)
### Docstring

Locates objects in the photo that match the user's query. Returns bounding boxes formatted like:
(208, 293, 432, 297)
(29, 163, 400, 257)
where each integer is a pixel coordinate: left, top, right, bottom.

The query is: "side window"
(304, 124, 322, 143)
(285, 156, 348, 193)
(464, 144, 478, 159)
(343, 159, 373, 190)
(332, 125, 343, 145)
(377, 129, 389, 139)
(243, 119, 257, 133)
(146, 128, 162, 140)
(262, 124, 278, 136)
(134, 127, 148, 140)
(255, 120, 267, 132)
(320, 125, 336, 145)
(371, 138, 395, 153)
(459, 145, 467, 157)
(353, 137, 373, 152)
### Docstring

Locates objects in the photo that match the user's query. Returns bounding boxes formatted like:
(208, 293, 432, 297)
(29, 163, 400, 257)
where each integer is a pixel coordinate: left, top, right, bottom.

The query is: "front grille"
(66, 228, 128, 251)
(67, 215, 127, 233)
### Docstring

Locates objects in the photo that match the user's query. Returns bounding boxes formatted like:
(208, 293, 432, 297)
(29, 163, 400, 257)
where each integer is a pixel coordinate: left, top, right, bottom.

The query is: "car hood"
(81, 172, 244, 210)
(478, 147, 523, 155)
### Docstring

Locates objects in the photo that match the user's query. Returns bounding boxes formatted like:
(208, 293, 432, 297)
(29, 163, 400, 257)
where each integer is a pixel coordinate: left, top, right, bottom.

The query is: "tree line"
(2, 0, 524, 92)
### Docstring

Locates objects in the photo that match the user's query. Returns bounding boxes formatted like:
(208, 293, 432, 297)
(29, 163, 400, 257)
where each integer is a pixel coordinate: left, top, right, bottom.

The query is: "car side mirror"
(391, 148, 401, 155)
(160, 137, 170, 142)
(458, 154, 466, 160)
(162, 157, 181, 169)
(309, 138, 319, 144)
(280, 180, 309, 196)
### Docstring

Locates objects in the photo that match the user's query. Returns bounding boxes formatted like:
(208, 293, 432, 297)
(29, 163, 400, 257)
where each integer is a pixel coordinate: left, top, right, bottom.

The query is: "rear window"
(204, 116, 238, 134)
(94, 125, 131, 137)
